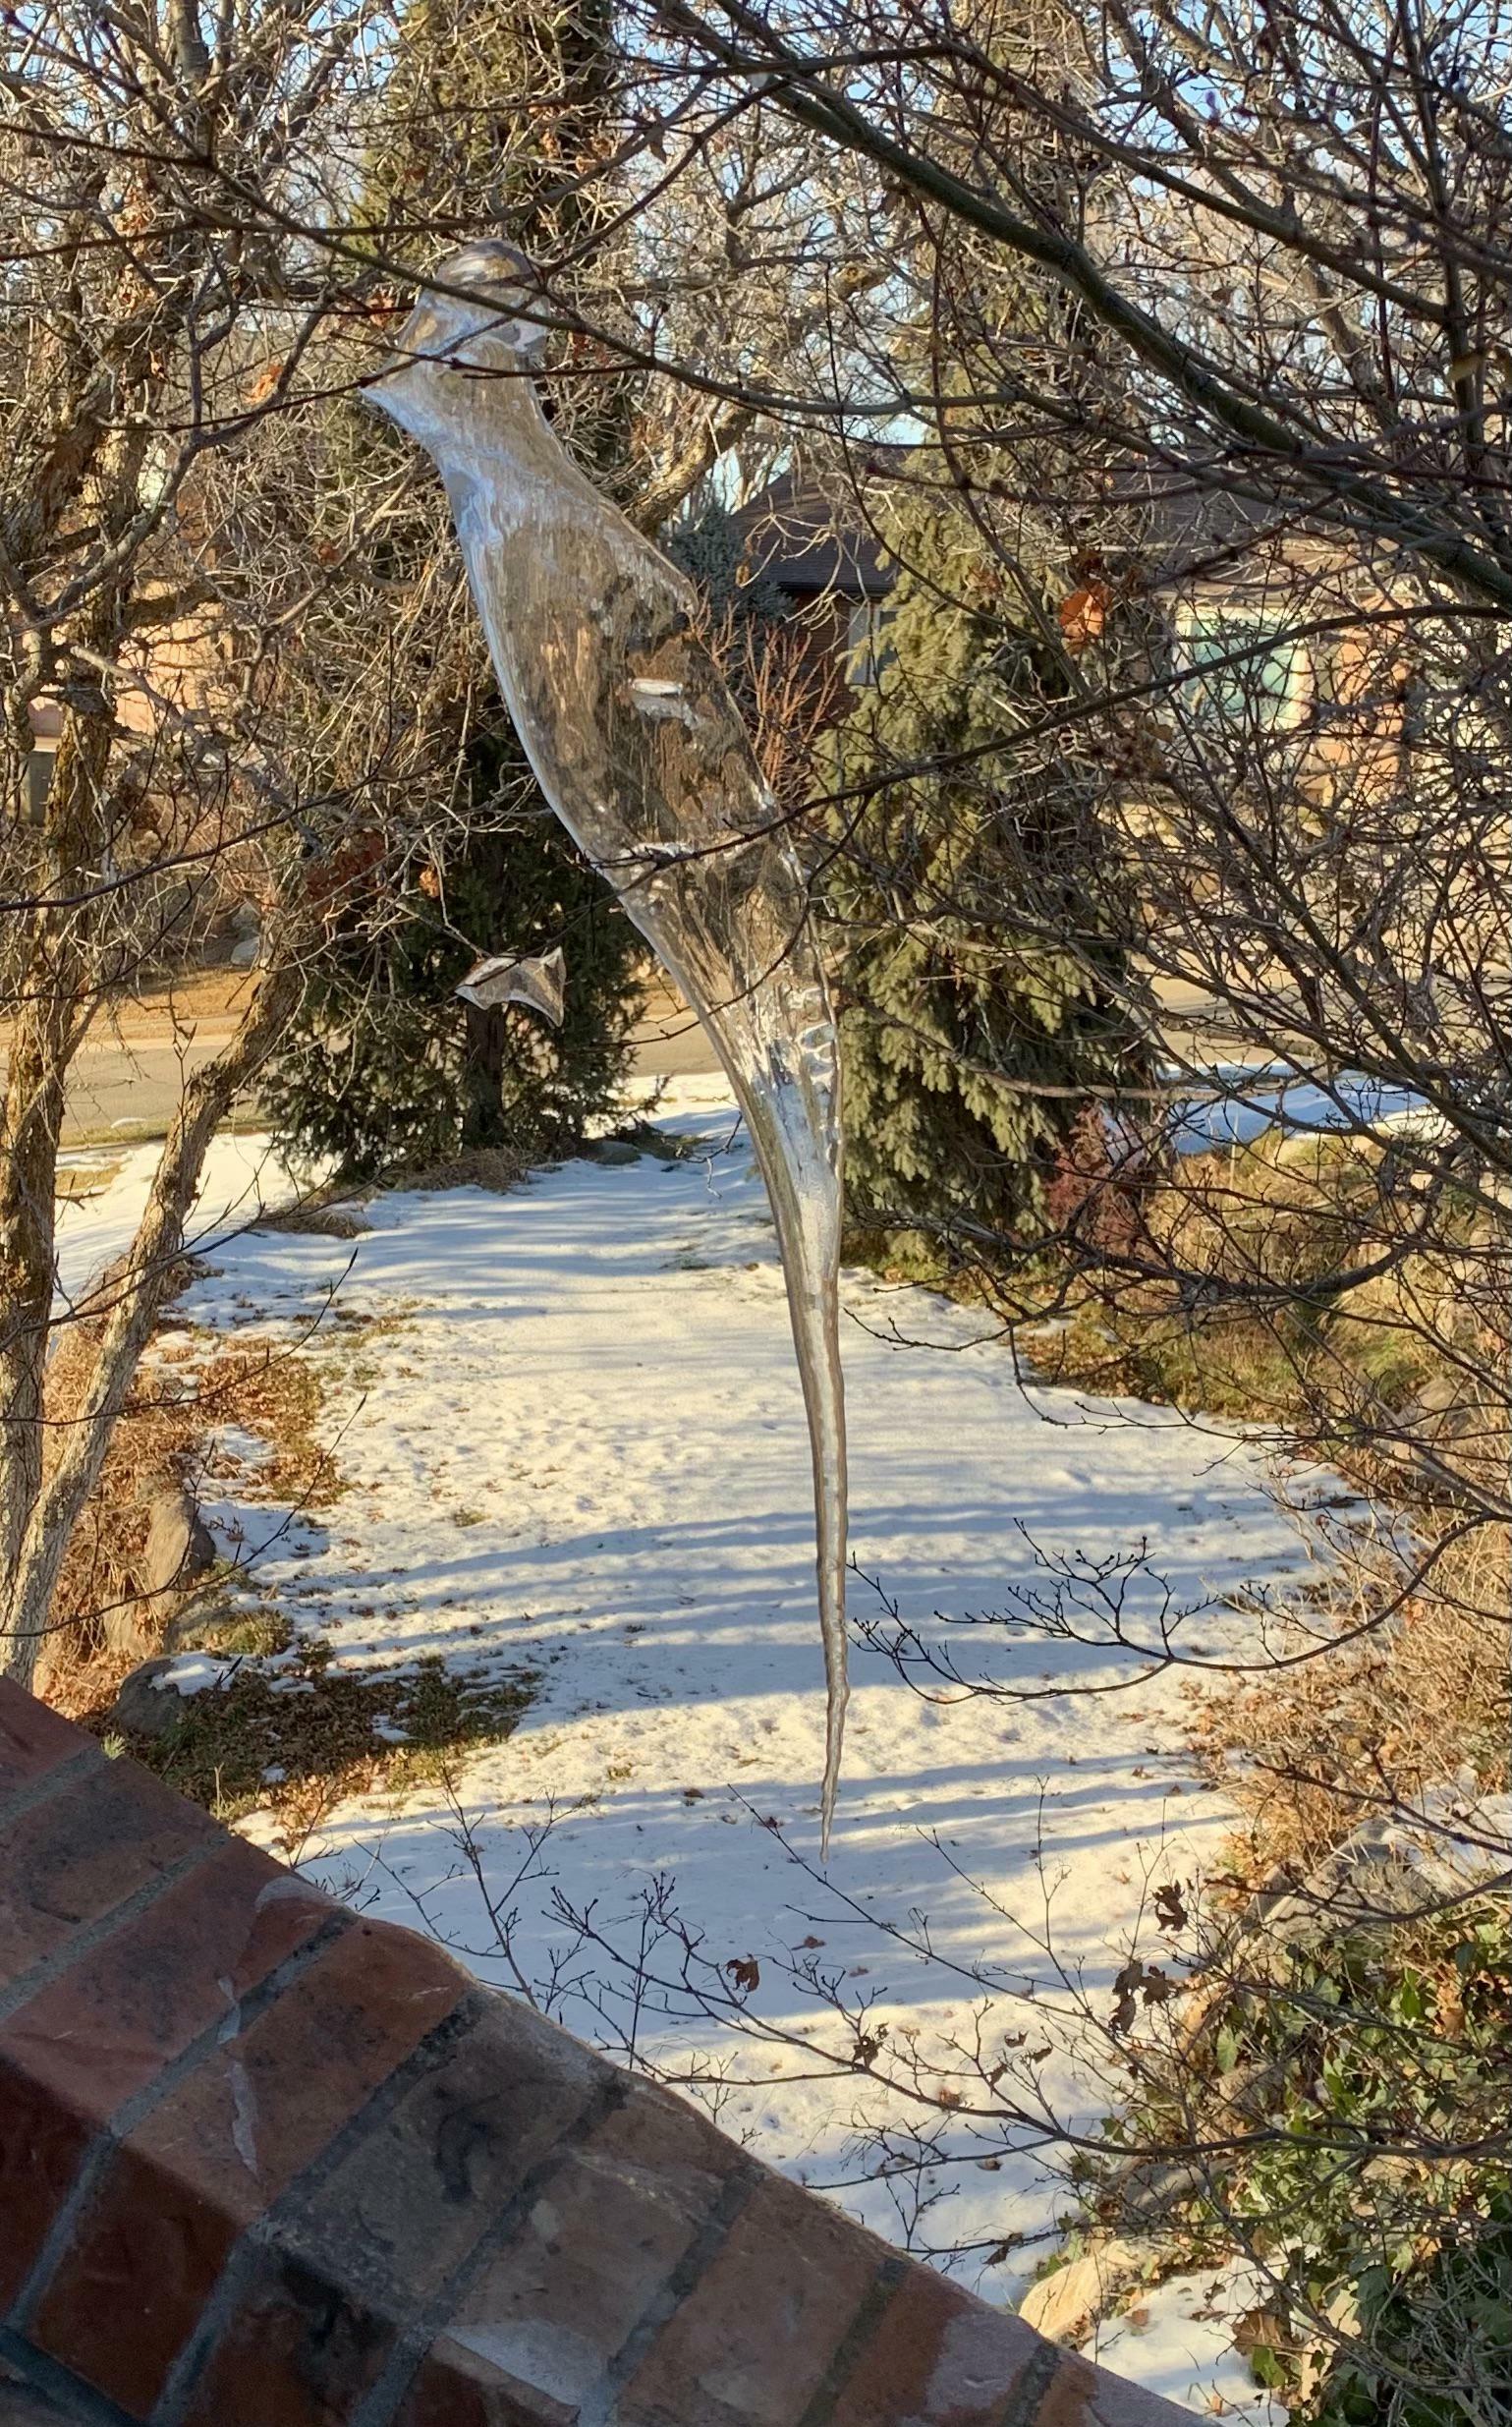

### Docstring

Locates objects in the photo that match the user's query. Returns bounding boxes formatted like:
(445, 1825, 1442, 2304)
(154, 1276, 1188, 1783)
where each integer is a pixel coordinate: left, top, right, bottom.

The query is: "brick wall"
(0, 1680, 1189, 2427)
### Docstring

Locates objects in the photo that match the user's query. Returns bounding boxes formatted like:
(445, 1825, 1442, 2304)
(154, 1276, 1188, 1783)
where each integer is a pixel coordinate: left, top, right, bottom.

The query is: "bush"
(824, 477, 1147, 1262)
(1098, 1894, 1512, 2426)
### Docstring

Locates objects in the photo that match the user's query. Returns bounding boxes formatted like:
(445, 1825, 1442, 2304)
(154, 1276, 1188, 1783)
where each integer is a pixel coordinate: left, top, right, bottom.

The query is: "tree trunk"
(0, 703, 116, 1660)
(0, 1023, 66, 1626)
(460, 1000, 509, 1149)
(0, 963, 300, 1687)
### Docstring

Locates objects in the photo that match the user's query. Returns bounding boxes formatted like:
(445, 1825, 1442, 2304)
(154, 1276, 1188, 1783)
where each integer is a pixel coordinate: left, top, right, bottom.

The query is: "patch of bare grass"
(112, 1641, 533, 1842)
(390, 1142, 527, 1195)
(54, 1155, 127, 1203)
(48, 1142, 540, 1846)
(42, 1274, 346, 1700)
(1031, 1130, 1485, 1448)
(254, 1200, 374, 1239)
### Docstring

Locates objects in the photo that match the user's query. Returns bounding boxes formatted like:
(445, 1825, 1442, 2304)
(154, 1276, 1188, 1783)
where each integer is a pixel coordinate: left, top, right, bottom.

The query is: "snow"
(64, 1079, 1317, 2415)
(151, 1654, 234, 1698)
(1093, 2267, 1280, 2420)
(52, 1128, 303, 1312)
(1167, 1062, 1428, 1152)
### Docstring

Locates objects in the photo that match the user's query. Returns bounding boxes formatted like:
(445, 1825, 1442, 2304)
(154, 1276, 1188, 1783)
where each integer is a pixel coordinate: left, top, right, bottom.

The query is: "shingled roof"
(729, 465, 898, 601)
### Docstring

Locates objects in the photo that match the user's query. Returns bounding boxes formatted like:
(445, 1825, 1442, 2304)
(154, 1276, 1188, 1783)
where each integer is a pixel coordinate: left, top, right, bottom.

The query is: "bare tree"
(0, 0, 896, 1682)
(419, 11, 1512, 2405)
(9, 0, 1511, 2400)
(0, 0, 421, 1681)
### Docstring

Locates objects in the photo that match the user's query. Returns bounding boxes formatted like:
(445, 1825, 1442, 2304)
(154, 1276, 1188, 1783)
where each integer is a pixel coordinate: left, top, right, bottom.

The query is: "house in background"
(729, 463, 897, 694)
(727, 456, 1428, 809)
(1117, 472, 1428, 806)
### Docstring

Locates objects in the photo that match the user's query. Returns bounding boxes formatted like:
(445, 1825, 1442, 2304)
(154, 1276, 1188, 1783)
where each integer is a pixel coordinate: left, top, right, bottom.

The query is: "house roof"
(1108, 456, 1375, 596)
(729, 452, 1345, 610)
(730, 466, 897, 600)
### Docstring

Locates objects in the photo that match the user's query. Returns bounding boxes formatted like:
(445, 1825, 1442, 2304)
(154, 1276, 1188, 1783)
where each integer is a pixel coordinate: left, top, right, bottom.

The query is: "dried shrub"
(42, 1286, 341, 1709)
(1198, 1526, 1508, 1882)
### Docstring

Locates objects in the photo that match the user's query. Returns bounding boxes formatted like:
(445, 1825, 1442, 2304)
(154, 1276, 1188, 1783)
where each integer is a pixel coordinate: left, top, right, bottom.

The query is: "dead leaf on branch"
(1058, 580, 1111, 649)
(1153, 1880, 1189, 1934)
(1110, 1957, 1177, 2035)
(726, 1955, 759, 1995)
(1233, 2305, 1293, 2357)
(984, 2233, 1025, 2266)
(245, 360, 285, 406)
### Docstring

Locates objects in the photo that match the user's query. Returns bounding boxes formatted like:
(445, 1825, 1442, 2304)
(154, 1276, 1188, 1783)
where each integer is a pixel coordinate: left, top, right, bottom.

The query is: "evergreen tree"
(266, 0, 643, 1176)
(803, 11, 1152, 1261)
(261, 734, 642, 1179)
(827, 478, 1145, 1257)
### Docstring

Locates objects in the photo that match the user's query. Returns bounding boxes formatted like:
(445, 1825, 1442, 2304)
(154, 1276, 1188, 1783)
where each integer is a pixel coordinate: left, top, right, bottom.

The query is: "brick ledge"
(0, 1679, 1189, 2426)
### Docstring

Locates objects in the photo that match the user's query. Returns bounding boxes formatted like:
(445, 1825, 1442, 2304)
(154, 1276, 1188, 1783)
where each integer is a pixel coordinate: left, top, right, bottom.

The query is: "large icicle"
(371, 242, 851, 1847)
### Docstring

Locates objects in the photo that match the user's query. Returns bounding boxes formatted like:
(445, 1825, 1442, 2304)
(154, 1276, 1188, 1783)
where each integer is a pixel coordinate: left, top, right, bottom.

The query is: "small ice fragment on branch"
(455, 945, 566, 1026)
(627, 676, 694, 724)
(371, 239, 850, 1849)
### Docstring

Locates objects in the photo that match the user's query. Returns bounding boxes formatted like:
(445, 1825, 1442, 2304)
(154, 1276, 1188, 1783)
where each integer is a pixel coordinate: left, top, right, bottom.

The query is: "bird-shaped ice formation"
(370, 241, 850, 1848)
(455, 945, 567, 1026)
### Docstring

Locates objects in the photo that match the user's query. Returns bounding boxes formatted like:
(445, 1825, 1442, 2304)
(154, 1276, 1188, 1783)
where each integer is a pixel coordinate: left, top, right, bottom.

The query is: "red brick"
(829, 2262, 1049, 2426)
(2, 1839, 333, 2116)
(0, 1759, 218, 1985)
(0, 1683, 93, 1806)
(588, 2073, 754, 2209)
(0, 1844, 333, 2313)
(30, 1919, 469, 2415)
(0, 2062, 97, 2315)
(394, 2338, 567, 2427)
(411, 2076, 745, 2421)
(1039, 2352, 1143, 2426)
(308, 1999, 607, 2290)
(178, 2001, 609, 2426)
(178, 2243, 399, 2427)
(30, 2132, 240, 2418)
(616, 2170, 884, 2427)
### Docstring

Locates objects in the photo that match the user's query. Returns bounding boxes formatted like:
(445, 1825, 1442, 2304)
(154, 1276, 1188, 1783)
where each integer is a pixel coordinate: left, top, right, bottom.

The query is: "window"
(1174, 603, 1310, 732)
(26, 747, 53, 818)
(846, 599, 890, 688)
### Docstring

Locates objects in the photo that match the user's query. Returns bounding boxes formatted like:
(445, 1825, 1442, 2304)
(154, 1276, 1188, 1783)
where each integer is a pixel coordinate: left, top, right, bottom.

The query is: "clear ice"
(455, 946, 567, 1025)
(372, 243, 850, 1848)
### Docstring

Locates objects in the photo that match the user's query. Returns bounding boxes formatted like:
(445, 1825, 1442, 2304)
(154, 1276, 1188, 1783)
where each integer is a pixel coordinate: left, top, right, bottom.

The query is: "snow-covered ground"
(54, 1128, 300, 1311)
(68, 1083, 1316, 2417)
(1167, 1062, 1431, 1151)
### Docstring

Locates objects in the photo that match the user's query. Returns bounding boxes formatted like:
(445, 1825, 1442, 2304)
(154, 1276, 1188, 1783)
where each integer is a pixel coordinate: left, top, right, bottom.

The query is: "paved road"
(49, 1031, 236, 1145)
(6, 980, 723, 1148)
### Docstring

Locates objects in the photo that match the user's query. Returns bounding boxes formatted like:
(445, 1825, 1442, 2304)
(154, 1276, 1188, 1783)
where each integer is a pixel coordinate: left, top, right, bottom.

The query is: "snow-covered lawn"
(54, 1127, 296, 1311)
(71, 1083, 1318, 2418)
